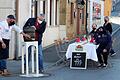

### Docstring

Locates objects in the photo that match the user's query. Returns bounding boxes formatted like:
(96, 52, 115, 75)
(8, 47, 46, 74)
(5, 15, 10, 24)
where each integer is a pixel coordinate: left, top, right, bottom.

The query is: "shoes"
(110, 53, 116, 57)
(97, 63, 103, 68)
(103, 64, 108, 67)
(39, 70, 44, 73)
(0, 70, 3, 76)
(97, 63, 108, 68)
(1, 70, 11, 76)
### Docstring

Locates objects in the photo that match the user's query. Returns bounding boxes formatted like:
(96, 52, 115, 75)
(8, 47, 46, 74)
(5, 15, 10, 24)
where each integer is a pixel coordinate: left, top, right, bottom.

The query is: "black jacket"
(103, 23, 112, 34)
(95, 32, 112, 50)
(89, 29, 97, 39)
(23, 18, 46, 45)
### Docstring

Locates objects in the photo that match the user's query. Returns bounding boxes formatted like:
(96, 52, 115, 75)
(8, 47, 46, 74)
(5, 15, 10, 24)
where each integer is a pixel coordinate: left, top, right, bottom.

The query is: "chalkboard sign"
(70, 51, 87, 69)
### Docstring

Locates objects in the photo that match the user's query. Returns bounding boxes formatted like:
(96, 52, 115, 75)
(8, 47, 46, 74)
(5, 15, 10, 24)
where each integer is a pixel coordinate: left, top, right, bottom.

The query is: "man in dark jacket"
(95, 27, 112, 68)
(103, 16, 116, 56)
(23, 14, 47, 73)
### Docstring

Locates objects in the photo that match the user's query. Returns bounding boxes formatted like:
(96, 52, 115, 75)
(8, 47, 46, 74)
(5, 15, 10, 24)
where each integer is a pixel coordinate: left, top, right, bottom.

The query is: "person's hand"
(93, 40, 96, 45)
(2, 42, 6, 49)
(103, 49, 107, 52)
(24, 34, 31, 39)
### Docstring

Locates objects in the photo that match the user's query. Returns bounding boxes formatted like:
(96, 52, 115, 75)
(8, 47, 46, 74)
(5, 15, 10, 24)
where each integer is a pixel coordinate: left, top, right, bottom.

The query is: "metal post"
(31, 46, 35, 73)
(25, 45, 29, 75)
(21, 44, 25, 74)
(85, 0, 88, 34)
(36, 45, 39, 75)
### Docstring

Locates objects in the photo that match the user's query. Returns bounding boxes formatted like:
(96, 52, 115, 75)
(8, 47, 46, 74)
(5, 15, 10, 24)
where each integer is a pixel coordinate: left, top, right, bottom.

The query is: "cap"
(39, 14, 45, 17)
(7, 15, 16, 20)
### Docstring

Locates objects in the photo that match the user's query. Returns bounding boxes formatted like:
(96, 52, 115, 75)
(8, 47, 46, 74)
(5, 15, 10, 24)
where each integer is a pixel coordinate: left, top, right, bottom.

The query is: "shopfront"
(88, 0, 104, 32)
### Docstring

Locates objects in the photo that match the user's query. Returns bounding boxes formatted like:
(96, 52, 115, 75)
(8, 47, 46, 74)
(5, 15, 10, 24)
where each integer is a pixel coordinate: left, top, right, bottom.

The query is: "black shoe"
(103, 64, 108, 67)
(39, 70, 44, 73)
(110, 53, 116, 57)
(97, 63, 103, 68)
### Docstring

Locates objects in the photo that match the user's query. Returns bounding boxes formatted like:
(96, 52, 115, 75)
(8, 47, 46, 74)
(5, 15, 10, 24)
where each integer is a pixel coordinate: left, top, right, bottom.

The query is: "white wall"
(17, 0, 31, 57)
(42, 25, 66, 47)
(42, 26, 60, 47)
(0, 0, 15, 20)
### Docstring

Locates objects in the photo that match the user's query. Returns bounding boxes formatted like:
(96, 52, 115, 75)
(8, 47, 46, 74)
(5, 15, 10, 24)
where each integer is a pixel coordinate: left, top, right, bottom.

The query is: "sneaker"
(97, 63, 103, 68)
(103, 64, 108, 67)
(39, 70, 44, 73)
(0, 70, 3, 74)
(1, 70, 11, 76)
(110, 53, 116, 57)
(0, 70, 3, 76)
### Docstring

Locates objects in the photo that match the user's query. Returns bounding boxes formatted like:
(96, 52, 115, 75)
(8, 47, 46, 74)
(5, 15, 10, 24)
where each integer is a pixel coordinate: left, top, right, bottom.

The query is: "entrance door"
(77, 8, 85, 35)
(77, 9, 82, 35)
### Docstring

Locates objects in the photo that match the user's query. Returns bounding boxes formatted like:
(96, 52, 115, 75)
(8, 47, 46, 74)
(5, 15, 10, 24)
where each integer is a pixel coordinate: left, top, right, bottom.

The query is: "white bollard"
(20, 41, 45, 77)
(31, 46, 35, 73)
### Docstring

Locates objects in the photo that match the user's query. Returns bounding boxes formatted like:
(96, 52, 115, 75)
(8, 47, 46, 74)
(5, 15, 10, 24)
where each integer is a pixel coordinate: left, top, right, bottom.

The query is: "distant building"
(104, 0, 112, 16)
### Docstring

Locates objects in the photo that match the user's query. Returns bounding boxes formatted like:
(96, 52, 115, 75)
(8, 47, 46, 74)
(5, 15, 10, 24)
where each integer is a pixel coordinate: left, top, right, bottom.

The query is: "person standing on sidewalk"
(0, 15, 30, 76)
(23, 14, 47, 73)
(103, 16, 116, 56)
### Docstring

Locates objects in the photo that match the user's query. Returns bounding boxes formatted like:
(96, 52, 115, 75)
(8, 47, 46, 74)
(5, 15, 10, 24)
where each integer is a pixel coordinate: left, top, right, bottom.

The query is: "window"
(43, 1, 45, 14)
(50, 0, 52, 25)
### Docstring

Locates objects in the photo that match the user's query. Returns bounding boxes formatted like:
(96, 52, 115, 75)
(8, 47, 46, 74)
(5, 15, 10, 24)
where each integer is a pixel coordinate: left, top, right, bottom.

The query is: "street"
(0, 23, 120, 80)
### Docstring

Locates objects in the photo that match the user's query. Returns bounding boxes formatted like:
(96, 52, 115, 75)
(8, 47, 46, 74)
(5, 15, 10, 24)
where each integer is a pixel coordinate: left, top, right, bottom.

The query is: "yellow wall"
(104, 0, 112, 16)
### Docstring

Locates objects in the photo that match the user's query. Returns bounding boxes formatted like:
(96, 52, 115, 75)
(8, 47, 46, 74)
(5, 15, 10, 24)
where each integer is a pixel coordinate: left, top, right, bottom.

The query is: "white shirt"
(0, 20, 23, 40)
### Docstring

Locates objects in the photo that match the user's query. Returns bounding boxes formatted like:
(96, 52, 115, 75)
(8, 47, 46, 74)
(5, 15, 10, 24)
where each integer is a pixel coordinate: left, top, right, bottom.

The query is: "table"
(66, 41, 98, 62)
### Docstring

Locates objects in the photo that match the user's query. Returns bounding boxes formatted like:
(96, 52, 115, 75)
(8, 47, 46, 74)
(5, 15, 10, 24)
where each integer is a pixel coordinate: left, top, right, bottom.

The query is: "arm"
(109, 23, 112, 34)
(12, 25, 31, 39)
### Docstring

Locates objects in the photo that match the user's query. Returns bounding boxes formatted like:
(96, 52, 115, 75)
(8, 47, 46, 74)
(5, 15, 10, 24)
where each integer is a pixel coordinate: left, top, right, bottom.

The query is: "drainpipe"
(85, 0, 88, 35)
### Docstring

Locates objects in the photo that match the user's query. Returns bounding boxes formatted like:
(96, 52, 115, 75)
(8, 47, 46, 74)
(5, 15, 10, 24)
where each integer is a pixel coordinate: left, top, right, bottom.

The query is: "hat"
(39, 14, 45, 17)
(7, 15, 16, 20)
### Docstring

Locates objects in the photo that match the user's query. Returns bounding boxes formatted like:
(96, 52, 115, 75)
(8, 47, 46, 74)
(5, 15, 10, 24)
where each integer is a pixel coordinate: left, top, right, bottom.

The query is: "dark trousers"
(96, 48, 109, 65)
(0, 39, 10, 70)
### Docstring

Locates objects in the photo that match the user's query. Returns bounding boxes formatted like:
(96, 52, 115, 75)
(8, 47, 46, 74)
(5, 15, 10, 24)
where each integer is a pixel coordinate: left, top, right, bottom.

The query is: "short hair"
(7, 15, 16, 20)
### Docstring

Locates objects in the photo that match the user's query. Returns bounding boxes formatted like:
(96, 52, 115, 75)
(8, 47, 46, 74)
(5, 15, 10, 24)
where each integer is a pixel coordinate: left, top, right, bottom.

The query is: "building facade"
(66, 0, 86, 39)
(0, 0, 105, 59)
(104, 0, 112, 16)
(0, 0, 68, 59)
(88, 0, 104, 31)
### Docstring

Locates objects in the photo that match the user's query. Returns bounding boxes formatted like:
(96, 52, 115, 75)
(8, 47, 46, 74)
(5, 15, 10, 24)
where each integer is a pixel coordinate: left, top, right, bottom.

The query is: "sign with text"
(70, 51, 87, 69)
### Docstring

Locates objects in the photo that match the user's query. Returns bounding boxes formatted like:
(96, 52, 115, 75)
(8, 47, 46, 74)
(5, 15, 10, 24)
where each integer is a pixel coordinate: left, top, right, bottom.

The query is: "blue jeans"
(0, 59, 7, 70)
(24, 44, 43, 70)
